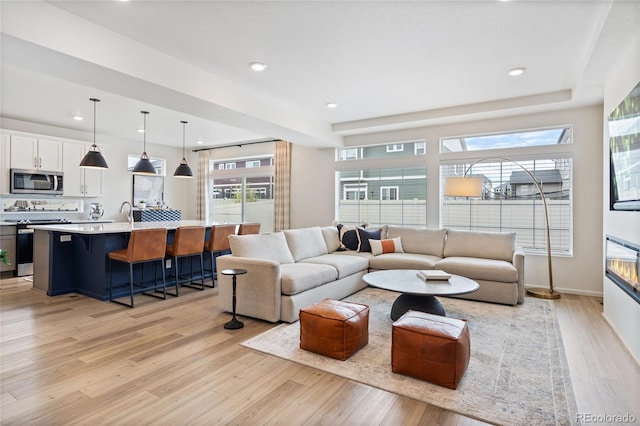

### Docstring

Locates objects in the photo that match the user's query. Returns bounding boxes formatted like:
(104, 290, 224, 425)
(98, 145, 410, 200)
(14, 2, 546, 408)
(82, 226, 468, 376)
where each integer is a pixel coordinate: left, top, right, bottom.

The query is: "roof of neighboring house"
(509, 169, 563, 185)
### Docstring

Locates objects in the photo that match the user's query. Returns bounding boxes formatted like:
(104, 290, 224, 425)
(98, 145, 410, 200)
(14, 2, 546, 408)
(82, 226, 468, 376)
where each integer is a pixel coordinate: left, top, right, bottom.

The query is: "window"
(441, 127, 571, 153)
(441, 157, 573, 256)
(210, 154, 275, 233)
(336, 167, 426, 227)
(386, 144, 404, 152)
(414, 142, 426, 155)
(127, 155, 166, 175)
(339, 148, 360, 161)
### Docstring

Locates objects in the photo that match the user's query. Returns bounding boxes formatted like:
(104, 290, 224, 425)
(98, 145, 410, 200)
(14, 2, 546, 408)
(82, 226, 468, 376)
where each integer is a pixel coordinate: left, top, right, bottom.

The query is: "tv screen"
(609, 81, 640, 211)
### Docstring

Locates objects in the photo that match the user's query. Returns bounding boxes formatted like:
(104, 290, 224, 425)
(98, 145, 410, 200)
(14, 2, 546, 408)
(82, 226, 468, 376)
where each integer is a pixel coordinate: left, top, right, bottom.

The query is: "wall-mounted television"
(609, 81, 640, 211)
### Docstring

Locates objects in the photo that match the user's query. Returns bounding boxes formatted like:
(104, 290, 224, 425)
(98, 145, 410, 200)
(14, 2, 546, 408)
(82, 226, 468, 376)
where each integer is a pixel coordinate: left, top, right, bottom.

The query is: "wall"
(0, 118, 195, 221)
(602, 30, 640, 363)
(337, 106, 604, 296)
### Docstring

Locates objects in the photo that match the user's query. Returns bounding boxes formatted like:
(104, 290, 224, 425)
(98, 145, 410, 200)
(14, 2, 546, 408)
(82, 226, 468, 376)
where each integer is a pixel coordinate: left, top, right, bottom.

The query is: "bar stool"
(202, 224, 236, 287)
(237, 222, 261, 235)
(165, 226, 206, 296)
(108, 228, 168, 308)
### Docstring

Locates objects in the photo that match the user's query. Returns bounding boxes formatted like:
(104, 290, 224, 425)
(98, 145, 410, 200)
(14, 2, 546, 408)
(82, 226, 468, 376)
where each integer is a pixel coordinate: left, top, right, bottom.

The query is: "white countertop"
(28, 220, 220, 234)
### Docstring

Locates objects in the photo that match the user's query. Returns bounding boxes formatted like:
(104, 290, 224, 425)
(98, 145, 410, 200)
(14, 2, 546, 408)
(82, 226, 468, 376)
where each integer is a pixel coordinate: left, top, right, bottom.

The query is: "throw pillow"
(370, 237, 404, 256)
(356, 227, 381, 252)
(337, 224, 360, 251)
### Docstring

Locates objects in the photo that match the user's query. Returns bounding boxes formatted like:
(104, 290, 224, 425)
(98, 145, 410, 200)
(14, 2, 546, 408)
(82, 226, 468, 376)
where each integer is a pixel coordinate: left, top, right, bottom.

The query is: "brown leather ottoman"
(392, 310, 470, 389)
(299, 299, 369, 361)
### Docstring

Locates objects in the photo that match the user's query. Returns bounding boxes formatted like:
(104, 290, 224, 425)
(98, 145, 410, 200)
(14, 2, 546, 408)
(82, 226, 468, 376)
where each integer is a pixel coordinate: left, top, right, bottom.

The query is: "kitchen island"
(30, 221, 225, 301)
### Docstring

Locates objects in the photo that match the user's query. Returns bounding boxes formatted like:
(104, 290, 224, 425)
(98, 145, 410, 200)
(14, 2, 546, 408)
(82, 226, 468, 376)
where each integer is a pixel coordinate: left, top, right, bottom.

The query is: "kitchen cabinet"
(0, 134, 9, 194)
(0, 225, 16, 273)
(10, 135, 62, 172)
(62, 142, 103, 197)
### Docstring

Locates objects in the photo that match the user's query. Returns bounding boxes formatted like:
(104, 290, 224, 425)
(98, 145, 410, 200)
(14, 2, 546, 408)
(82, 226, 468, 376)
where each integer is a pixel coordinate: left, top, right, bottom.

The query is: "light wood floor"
(1, 276, 638, 425)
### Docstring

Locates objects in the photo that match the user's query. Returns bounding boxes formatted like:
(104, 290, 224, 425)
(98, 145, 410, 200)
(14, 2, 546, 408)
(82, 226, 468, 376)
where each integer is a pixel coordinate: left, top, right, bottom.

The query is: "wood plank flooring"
(1, 276, 638, 425)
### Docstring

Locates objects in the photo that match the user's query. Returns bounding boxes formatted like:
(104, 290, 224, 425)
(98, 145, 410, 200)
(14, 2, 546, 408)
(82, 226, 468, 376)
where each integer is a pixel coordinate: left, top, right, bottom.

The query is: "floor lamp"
(443, 157, 561, 299)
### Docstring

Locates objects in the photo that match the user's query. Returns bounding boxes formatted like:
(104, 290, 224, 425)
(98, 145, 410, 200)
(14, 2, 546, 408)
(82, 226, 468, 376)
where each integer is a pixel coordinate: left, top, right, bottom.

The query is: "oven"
(8, 219, 72, 276)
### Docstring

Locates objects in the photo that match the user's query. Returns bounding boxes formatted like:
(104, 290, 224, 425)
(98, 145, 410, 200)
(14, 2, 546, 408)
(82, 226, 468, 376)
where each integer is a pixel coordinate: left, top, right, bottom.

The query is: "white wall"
(0, 118, 195, 221)
(602, 30, 640, 363)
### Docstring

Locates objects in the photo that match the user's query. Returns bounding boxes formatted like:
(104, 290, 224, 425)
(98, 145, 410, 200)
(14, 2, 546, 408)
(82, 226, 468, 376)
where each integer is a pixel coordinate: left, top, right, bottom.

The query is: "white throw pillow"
(370, 237, 404, 256)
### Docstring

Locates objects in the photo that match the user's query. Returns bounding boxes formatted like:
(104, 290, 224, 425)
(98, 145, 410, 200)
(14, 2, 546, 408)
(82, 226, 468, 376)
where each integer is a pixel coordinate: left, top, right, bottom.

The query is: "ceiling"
(1, 0, 639, 150)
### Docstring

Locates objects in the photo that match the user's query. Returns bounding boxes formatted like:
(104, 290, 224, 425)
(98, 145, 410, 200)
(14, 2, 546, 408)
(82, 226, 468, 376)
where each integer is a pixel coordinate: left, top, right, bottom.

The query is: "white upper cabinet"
(62, 142, 103, 197)
(10, 135, 62, 172)
(0, 134, 9, 194)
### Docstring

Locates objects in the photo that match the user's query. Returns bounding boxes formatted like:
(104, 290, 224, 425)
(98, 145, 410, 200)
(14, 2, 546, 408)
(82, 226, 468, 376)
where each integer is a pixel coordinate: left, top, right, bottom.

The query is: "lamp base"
(526, 287, 561, 299)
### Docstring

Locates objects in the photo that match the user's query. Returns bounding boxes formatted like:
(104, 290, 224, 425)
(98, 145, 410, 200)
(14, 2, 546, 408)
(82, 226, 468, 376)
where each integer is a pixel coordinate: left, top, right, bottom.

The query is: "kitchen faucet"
(119, 201, 133, 225)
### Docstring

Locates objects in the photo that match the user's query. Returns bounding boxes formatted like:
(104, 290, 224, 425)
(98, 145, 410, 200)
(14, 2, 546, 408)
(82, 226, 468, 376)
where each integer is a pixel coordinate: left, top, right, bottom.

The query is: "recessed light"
(197, 140, 203, 145)
(137, 128, 145, 133)
(72, 115, 84, 121)
(249, 62, 267, 72)
(326, 102, 338, 108)
(509, 67, 526, 76)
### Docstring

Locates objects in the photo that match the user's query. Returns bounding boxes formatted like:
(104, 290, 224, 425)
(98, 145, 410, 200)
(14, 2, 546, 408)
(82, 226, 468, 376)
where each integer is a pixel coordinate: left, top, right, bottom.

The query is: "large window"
(441, 127, 573, 256)
(337, 140, 426, 161)
(210, 154, 274, 233)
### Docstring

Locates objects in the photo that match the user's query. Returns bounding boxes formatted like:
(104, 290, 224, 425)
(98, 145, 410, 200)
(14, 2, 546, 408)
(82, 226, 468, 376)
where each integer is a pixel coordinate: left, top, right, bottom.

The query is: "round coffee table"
(363, 270, 479, 320)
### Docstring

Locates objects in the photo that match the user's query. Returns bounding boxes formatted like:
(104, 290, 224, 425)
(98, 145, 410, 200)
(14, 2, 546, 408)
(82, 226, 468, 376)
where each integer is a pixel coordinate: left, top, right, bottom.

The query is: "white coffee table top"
(363, 269, 479, 296)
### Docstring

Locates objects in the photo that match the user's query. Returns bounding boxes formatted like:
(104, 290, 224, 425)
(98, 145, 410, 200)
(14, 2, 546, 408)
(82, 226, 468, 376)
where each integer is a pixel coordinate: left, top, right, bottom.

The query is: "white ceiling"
(1, 0, 639, 150)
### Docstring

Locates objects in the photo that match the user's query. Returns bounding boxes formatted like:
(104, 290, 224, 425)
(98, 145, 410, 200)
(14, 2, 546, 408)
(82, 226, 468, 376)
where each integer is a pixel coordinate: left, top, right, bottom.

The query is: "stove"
(5, 218, 73, 276)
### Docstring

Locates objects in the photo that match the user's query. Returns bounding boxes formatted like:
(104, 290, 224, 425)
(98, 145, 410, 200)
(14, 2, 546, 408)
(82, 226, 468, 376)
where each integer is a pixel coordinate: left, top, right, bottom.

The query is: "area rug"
(242, 288, 577, 426)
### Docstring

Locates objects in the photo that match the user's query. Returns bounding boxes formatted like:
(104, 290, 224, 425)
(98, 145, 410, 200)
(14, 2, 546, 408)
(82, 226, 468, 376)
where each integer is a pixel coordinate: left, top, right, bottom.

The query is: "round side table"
(221, 269, 247, 329)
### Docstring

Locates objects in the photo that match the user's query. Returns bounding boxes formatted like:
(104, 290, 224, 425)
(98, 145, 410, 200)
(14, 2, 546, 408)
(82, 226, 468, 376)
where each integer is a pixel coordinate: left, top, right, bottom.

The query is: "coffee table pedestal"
(391, 294, 445, 320)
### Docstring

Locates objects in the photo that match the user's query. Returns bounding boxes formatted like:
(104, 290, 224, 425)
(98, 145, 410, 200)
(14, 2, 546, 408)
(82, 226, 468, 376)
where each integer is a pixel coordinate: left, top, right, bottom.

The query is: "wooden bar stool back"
(237, 222, 261, 235)
(203, 224, 236, 287)
(108, 228, 168, 308)
(165, 226, 206, 296)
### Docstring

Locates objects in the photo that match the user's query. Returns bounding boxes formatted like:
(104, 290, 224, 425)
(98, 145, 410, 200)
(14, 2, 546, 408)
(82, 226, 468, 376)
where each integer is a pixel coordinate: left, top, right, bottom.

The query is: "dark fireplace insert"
(605, 236, 640, 303)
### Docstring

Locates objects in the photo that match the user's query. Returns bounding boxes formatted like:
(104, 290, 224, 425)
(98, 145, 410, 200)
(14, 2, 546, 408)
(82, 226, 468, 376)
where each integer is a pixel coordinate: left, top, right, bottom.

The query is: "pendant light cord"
(181, 120, 188, 159)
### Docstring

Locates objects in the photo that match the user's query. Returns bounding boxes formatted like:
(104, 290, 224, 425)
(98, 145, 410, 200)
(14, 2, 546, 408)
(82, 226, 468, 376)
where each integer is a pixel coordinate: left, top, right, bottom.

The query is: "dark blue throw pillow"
(337, 223, 360, 251)
(356, 227, 381, 252)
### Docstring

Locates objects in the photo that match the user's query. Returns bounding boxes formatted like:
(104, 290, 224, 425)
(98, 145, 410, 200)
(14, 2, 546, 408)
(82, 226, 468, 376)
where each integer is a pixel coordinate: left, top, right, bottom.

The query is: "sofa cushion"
(229, 232, 294, 264)
(435, 257, 518, 283)
(283, 227, 329, 262)
(280, 263, 338, 295)
(369, 252, 441, 270)
(370, 237, 404, 255)
(337, 224, 360, 251)
(356, 227, 381, 252)
(387, 226, 447, 257)
(320, 226, 341, 253)
(300, 253, 370, 279)
(444, 229, 515, 262)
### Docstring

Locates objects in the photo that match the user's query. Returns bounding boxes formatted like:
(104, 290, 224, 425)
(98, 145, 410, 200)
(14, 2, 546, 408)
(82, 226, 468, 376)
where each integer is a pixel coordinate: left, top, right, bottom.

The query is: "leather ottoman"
(299, 299, 369, 361)
(392, 310, 470, 389)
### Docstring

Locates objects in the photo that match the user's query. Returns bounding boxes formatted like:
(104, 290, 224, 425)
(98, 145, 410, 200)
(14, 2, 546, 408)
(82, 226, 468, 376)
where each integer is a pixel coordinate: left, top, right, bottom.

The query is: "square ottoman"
(299, 299, 369, 361)
(392, 310, 470, 389)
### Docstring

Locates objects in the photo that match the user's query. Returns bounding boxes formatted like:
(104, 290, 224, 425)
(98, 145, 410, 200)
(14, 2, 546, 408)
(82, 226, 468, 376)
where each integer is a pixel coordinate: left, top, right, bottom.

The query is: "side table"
(221, 269, 247, 329)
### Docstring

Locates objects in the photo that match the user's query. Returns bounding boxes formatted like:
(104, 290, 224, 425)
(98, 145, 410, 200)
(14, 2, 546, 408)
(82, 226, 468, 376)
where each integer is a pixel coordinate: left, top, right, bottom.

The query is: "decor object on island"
(444, 157, 560, 300)
(242, 287, 577, 425)
(132, 111, 156, 175)
(79, 98, 109, 169)
(173, 120, 194, 178)
(138, 200, 146, 209)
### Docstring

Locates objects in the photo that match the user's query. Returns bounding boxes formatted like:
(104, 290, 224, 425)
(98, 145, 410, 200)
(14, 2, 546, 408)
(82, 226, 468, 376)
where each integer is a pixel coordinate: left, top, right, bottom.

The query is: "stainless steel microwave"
(10, 168, 64, 195)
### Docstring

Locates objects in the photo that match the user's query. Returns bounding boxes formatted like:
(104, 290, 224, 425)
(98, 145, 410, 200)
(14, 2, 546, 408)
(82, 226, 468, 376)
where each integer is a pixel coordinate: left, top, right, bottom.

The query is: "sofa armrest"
(217, 255, 282, 323)
(513, 247, 525, 304)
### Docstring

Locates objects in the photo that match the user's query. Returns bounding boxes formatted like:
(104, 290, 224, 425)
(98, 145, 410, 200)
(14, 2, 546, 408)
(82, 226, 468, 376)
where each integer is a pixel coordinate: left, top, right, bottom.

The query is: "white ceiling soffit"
(1, 1, 639, 149)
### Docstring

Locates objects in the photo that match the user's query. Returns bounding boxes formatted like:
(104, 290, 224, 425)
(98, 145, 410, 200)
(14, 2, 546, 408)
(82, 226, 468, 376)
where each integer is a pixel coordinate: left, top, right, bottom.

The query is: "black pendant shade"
(79, 98, 109, 169)
(173, 120, 194, 178)
(132, 111, 156, 175)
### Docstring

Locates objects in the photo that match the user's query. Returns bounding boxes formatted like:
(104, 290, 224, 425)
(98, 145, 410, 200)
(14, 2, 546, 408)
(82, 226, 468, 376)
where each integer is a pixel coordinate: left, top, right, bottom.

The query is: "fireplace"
(605, 236, 640, 303)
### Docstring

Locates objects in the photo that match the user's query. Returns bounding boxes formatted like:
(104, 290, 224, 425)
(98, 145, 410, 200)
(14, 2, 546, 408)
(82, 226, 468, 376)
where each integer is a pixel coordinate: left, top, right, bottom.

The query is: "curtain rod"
(192, 139, 279, 152)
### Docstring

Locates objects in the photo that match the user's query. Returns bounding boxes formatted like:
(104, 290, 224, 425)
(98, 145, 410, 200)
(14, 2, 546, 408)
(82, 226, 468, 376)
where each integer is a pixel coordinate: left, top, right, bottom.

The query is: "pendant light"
(132, 110, 156, 174)
(173, 120, 194, 178)
(79, 98, 109, 169)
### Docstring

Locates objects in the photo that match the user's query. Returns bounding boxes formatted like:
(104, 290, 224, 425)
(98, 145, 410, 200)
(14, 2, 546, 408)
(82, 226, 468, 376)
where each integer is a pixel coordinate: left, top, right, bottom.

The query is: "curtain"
(274, 140, 291, 231)
(196, 150, 210, 221)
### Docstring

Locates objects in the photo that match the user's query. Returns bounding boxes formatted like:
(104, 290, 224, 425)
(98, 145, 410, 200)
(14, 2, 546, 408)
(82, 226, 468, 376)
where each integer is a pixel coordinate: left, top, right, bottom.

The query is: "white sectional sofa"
(217, 225, 525, 323)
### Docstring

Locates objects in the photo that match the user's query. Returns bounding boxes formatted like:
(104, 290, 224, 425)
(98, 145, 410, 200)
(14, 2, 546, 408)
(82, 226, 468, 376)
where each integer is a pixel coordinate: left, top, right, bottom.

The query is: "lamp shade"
(80, 146, 108, 169)
(443, 176, 483, 197)
(132, 153, 157, 175)
(173, 160, 193, 178)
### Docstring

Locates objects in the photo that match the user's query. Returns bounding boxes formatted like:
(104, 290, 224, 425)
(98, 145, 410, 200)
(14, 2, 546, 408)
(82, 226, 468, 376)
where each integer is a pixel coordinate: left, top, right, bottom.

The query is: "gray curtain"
(274, 141, 291, 231)
(196, 150, 210, 221)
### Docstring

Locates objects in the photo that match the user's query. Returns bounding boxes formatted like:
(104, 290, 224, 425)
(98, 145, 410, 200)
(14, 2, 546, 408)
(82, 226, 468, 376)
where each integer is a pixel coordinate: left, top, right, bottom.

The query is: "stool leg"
(199, 253, 205, 290)
(129, 264, 135, 308)
(109, 259, 114, 302)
